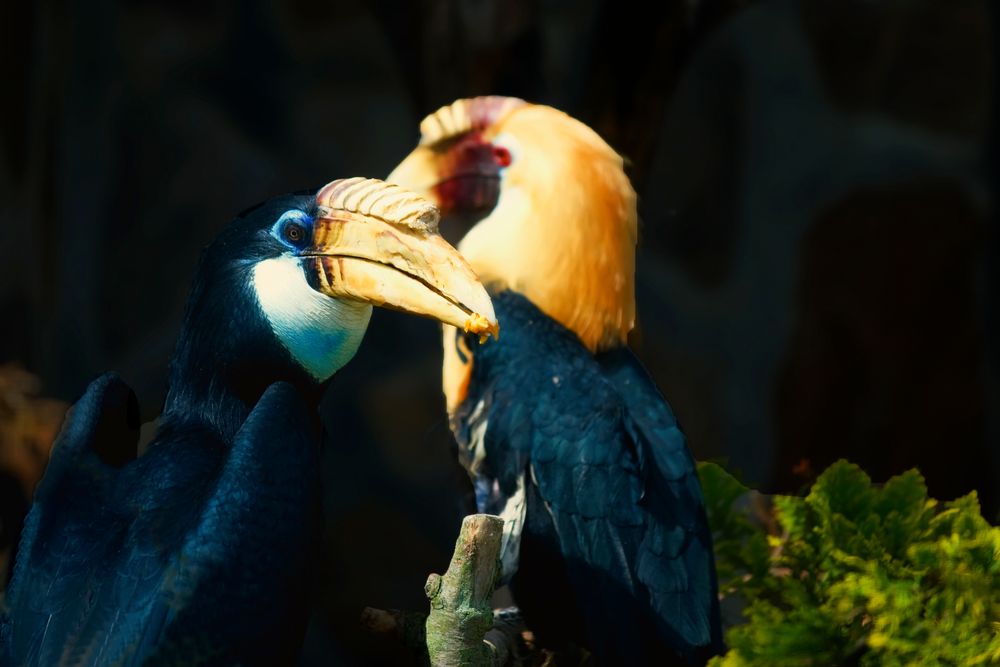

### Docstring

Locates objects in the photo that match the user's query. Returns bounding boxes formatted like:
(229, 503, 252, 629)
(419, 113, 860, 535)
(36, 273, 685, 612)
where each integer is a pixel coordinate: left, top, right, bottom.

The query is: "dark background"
(1, 0, 997, 663)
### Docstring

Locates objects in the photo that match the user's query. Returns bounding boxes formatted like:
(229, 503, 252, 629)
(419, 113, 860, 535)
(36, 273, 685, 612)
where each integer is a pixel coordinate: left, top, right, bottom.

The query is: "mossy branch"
(424, 514, 504, 666)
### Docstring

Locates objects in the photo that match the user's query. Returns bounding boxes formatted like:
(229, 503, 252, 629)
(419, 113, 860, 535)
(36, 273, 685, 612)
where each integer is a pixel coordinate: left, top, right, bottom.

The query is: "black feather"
(452, 290, 723, 665)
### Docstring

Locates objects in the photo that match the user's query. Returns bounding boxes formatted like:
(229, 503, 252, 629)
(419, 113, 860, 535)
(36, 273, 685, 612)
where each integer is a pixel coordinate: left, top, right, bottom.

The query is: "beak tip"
(463, 313, 500, 343)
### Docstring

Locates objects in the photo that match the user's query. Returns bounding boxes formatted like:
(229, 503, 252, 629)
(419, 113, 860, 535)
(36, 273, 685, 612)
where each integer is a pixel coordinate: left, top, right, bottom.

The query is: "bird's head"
(171, 178, 497, 406)
(388, 96, 636, 353)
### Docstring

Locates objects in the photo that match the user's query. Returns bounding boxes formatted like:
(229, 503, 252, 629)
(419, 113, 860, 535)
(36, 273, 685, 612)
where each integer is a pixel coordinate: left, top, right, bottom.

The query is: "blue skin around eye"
(272, 210, 314, 250)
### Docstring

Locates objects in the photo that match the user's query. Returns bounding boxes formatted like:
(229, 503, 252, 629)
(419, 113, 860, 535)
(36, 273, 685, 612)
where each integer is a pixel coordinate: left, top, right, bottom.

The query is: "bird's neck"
(161, 363, 266, 445)
(160, 273, 322, 444)
(459, 176, 637, 353)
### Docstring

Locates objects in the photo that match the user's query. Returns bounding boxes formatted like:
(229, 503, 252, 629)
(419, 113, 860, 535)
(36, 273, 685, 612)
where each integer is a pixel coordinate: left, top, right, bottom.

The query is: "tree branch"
(424, 514, 504, 666)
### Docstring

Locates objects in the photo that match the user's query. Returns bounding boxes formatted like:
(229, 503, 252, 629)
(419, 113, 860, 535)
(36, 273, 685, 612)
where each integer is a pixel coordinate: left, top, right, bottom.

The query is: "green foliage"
(697, 462, 771, 600)
(699, 460, 1000, 666)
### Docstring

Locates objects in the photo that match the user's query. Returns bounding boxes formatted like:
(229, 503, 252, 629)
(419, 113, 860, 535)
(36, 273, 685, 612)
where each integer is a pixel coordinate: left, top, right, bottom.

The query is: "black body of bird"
(453, 291, 723, 665)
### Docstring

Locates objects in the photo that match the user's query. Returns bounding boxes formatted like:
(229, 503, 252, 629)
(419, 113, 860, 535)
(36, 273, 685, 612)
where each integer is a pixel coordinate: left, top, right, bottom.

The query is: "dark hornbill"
(389, 98, 723, 665)
(0, 178, 496, 666)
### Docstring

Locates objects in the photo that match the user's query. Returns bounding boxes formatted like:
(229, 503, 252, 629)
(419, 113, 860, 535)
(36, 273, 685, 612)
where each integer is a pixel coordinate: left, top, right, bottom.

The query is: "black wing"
(1, 372, 146, 665)
(1, 378, 321, 666)
(597, 346, 723, 662)
(456, 291, 721, 664)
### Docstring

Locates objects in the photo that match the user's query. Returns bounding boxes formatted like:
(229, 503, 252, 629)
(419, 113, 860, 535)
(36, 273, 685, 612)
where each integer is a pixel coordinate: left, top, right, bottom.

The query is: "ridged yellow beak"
(305, 178, 497, 340)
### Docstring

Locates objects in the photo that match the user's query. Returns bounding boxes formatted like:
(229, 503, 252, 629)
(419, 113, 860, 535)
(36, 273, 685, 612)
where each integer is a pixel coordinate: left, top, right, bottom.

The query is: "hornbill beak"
(305, 178, 497, 340)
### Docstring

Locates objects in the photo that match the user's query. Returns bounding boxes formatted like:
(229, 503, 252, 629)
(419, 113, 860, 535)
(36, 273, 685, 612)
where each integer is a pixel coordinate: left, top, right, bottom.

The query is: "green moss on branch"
(425, 514, 504, 666)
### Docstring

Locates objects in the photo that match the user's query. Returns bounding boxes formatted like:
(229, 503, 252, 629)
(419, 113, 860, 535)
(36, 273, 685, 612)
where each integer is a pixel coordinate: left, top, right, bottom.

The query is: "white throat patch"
(252, 254, 372, 381)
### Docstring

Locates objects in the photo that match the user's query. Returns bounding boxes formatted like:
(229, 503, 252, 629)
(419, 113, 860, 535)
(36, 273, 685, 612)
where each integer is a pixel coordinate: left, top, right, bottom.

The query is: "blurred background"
(0, 0, 996, 663)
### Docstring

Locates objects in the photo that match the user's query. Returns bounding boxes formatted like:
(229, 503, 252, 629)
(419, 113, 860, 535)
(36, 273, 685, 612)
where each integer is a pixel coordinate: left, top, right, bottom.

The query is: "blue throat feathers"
(251, 254, 372, 383)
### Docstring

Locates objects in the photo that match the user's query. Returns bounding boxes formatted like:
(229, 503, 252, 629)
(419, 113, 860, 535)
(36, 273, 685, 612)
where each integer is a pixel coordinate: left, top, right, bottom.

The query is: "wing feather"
(597, 346, 723, 658)
(455, 292, 722, 664)
(2, 379, 321, 666)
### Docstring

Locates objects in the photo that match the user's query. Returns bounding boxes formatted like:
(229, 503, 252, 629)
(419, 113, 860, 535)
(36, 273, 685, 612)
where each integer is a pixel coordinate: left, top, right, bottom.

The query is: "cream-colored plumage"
(458, 104, 636, 352)
(390, 98, 637, 412)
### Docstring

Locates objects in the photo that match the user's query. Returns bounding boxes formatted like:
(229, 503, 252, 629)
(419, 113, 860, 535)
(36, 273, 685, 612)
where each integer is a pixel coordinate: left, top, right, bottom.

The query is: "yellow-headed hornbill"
(389, 98, 723, 665)
(0, 178, 496, 666)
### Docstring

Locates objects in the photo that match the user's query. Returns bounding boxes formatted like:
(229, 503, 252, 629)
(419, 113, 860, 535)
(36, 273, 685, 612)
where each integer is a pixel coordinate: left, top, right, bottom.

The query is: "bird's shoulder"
(456, 291, 702, 515)
(453, 292, 634, 512)
(1, 373, 161, 663)
(2, 378, 321, 665)
(10, 372, 146, 578)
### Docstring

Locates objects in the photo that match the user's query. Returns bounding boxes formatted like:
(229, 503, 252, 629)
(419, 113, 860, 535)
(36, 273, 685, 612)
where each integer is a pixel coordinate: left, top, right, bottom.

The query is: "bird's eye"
(283, 222, 306, 244)
(273, 209, 314, 250)
(492, 146, 512, 167)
